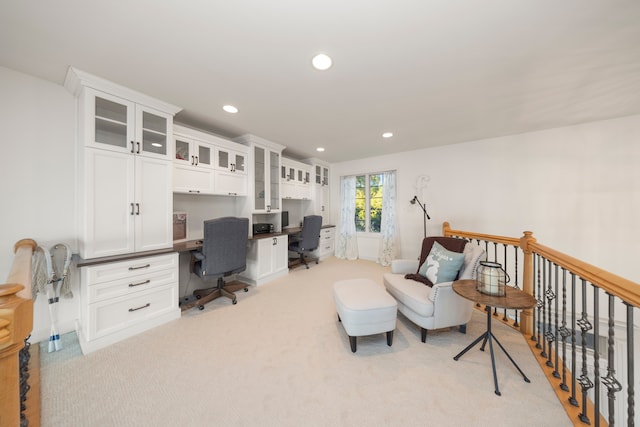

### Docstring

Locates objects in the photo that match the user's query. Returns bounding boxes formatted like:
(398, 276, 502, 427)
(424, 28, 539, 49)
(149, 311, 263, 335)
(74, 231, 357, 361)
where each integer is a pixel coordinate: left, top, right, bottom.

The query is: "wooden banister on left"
(0, 238, 37, 427)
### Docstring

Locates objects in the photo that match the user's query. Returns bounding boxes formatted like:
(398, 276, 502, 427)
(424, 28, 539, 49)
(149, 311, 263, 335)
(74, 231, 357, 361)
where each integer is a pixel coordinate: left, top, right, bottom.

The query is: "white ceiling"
(2, 1, 640, 163)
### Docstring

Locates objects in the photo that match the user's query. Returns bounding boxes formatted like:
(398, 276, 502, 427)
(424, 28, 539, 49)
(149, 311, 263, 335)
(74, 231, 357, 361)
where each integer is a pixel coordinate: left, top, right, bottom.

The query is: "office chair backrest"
(299, 215, 323, 251)
(201, 217, 249, 278)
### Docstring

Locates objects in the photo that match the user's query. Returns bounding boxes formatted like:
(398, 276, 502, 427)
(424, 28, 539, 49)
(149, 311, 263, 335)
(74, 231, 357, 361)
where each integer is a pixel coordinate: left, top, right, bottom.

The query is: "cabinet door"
(256, 238, 274, 278)
(269, 150, 280, 210)
(85, 89, 135, 154)
(134, 157, 173, 252)
(173, 163, 214, 194)
(273, 235, 288, 273)
(214, 170, 247, 196)
(174, 136, 193, 165)
(83, 149, 135, 258)
(254, 146, 266, 211)
(135, 105, 172, 160)
(233, 152, 246, 174)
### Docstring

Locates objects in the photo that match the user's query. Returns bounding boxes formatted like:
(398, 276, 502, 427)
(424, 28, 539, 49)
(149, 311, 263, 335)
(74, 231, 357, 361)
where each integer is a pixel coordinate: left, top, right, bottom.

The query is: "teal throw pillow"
(418, 241, 465, 284)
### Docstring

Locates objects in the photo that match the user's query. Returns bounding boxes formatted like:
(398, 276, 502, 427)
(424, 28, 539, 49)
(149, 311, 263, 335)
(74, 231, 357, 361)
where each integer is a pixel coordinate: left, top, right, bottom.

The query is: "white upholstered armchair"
(383, 237, 486, 342)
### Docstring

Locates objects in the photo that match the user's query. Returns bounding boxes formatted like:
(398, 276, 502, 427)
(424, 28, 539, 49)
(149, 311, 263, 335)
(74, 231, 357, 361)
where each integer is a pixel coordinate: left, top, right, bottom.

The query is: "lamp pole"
(410, 196, 430, 238)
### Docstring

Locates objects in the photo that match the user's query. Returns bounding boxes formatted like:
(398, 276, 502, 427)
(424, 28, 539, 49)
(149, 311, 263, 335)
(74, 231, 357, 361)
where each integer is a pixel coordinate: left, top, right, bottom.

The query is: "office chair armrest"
(191, 250, 205, 261)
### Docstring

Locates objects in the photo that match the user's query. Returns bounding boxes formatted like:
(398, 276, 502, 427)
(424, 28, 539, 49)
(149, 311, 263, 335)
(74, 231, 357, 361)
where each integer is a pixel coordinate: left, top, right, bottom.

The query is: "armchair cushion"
(418, 241, 466, 284)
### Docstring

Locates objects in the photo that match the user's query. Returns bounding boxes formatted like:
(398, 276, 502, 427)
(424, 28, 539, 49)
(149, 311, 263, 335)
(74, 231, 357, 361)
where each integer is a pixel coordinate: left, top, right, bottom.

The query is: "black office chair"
(186, 217, 249, 310)
(288, 215, 323, 269)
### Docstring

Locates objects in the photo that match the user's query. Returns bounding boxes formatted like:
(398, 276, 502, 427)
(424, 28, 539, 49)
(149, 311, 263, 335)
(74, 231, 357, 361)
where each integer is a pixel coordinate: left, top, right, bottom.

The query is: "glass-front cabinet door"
(254, 146, 266, 211)
(87, 88, 171, 160)
(197, 144, 211, 167)
(91, 90, 134, 152)
(174, 137, 192, 164)
(136, 106, 171, 160)
(234, 153, 246, 173)
(217, 148, 246, 173)
(269, 150, 280, 211)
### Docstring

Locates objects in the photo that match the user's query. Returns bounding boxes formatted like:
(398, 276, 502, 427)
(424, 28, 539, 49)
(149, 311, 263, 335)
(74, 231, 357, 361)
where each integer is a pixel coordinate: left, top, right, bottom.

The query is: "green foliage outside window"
(354, 173, 383, 233)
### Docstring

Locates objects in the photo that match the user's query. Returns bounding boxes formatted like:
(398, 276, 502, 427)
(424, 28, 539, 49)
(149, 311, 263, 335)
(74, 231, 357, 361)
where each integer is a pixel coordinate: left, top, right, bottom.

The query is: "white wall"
(0, 66, 78, 341)
(331, 114, 640, 284)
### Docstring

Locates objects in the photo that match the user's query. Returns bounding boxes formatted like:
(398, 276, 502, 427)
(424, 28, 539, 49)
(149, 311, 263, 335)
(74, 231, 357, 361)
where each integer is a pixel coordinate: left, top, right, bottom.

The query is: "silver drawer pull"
(128, 264, 151, 271)
(128, 279, 151, 287)
(128, 303, 150, 312)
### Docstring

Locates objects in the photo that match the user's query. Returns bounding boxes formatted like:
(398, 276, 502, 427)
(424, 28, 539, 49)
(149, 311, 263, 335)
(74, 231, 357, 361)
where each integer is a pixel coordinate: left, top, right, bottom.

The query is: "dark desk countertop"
(75, 225, 336, 265)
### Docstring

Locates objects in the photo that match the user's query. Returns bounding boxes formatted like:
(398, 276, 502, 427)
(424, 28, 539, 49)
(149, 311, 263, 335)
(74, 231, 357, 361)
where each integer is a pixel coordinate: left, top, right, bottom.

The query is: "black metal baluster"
(626, 303, 635, 425)
(502, 243, 509, 321)
(19, 336, 31, 427)
(550, 263, 559, 377)
(541, 259, 549, 358)
(544, 261, 556, 369)
(601, 293, 622, 426)
(577, 279, 593, 424)
(570, 274, 579, 407)
(593, 285, 600, 426)
(535, 254, 543, 349)
(559, 268, 570, 391)
(492, 242, 498, 317)
(513, 245, 520, 327)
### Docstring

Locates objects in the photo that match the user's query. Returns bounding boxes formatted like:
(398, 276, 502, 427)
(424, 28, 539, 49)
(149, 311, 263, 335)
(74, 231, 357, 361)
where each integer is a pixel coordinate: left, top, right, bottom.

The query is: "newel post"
(0, 239, 36, 427)
(519, 231, 536, 336)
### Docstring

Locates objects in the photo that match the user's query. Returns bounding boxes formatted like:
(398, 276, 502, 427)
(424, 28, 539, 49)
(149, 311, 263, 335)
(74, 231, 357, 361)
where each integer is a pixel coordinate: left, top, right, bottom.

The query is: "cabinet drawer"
(87, 267, 178, 303)
(87, 283, 177, 340)
(320, 227, 335, 238)
(84, 253, 178, 285)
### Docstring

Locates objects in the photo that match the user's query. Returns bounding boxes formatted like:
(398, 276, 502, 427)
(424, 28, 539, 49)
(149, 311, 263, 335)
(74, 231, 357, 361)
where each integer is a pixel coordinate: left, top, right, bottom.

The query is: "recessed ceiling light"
(312, 53, 332, 71)
(382, 132, 393, 138)
(316, 147, 325, 152)
(223, 105, 238, 114)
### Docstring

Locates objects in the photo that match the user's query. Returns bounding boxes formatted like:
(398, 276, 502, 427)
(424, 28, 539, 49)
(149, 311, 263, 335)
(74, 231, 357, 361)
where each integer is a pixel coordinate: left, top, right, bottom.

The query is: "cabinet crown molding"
(234, 134, 286, 152)
(64, 66, 182, 115)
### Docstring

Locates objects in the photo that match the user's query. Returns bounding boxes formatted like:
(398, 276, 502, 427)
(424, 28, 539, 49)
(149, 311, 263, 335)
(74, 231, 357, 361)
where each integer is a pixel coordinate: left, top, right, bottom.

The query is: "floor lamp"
(410, 195, 430, 238)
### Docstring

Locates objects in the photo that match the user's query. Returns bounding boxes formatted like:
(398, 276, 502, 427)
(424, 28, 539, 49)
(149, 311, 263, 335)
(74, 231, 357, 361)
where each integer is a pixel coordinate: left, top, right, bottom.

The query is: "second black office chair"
(288, 215, 323, 269)
(186, 217, 249, 310)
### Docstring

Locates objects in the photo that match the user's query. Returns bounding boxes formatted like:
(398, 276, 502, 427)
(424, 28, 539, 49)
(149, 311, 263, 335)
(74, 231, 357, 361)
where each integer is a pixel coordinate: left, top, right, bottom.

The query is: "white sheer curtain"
(377, 171, 398, 266)
(335, 176, 359, 260)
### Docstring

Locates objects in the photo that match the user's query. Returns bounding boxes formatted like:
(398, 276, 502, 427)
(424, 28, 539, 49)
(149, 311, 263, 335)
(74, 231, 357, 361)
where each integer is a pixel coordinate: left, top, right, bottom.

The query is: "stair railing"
(443, 222, 638, 426)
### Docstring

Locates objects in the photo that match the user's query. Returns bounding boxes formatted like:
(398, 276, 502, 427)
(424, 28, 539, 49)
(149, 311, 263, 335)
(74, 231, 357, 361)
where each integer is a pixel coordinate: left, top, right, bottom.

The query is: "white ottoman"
(333, 278, 398, 353)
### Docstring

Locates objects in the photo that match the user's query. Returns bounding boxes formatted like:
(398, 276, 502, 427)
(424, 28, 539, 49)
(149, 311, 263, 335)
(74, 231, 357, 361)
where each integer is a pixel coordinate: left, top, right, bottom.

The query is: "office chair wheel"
(315, 260, 319, 264)
(198, 305, 205, 311)
(232, 299, 237, 305)
(244, 287, 248, 292)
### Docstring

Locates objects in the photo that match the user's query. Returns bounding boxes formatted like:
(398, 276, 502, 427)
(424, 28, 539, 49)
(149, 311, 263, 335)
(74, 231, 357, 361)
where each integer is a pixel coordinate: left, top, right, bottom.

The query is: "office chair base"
(288, 254, 319, 270)
(181, 280, 249, 311)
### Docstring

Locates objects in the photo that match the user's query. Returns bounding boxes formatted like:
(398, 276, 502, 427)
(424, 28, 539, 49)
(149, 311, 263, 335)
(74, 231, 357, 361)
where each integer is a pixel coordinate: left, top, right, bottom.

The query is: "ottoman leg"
(349, 336, 357, 353)
(386, 330, 394, 346)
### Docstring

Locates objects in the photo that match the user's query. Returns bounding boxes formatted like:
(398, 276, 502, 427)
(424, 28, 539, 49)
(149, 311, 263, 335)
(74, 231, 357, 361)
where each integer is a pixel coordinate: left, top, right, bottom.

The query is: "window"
(355, 173, 384, 233)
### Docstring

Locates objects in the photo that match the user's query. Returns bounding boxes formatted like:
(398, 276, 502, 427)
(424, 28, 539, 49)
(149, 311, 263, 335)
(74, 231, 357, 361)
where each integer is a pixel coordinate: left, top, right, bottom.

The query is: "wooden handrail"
(0, 239, 37, 427)
(527, 240, 640, 307)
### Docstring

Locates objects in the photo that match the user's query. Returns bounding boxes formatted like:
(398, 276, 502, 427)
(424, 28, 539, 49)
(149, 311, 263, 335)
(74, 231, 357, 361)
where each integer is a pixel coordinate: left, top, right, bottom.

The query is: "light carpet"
(40, 258, 570, 426)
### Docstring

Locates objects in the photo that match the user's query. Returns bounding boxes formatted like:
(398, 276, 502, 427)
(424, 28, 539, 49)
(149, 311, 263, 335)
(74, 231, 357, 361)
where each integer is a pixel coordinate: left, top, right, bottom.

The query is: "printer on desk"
(253, 223, 274, 235)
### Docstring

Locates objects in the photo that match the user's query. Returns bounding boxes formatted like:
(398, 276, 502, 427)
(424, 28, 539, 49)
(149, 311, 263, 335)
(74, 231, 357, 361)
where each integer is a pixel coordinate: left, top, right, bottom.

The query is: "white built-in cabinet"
(173, 125, 248, 196)
(312, 162, 331, 225)
(77, 253, 180, 354)
(173, 134, 214, 194)
(65, 67, 181, 354)
(311, 226, 335, 260)
(234, 134, 285, 216)
(242, 235, 288, 286)
(65, 68, 180, 260)
(213, 146, 247, 196)
(281, 158, 312, 200)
